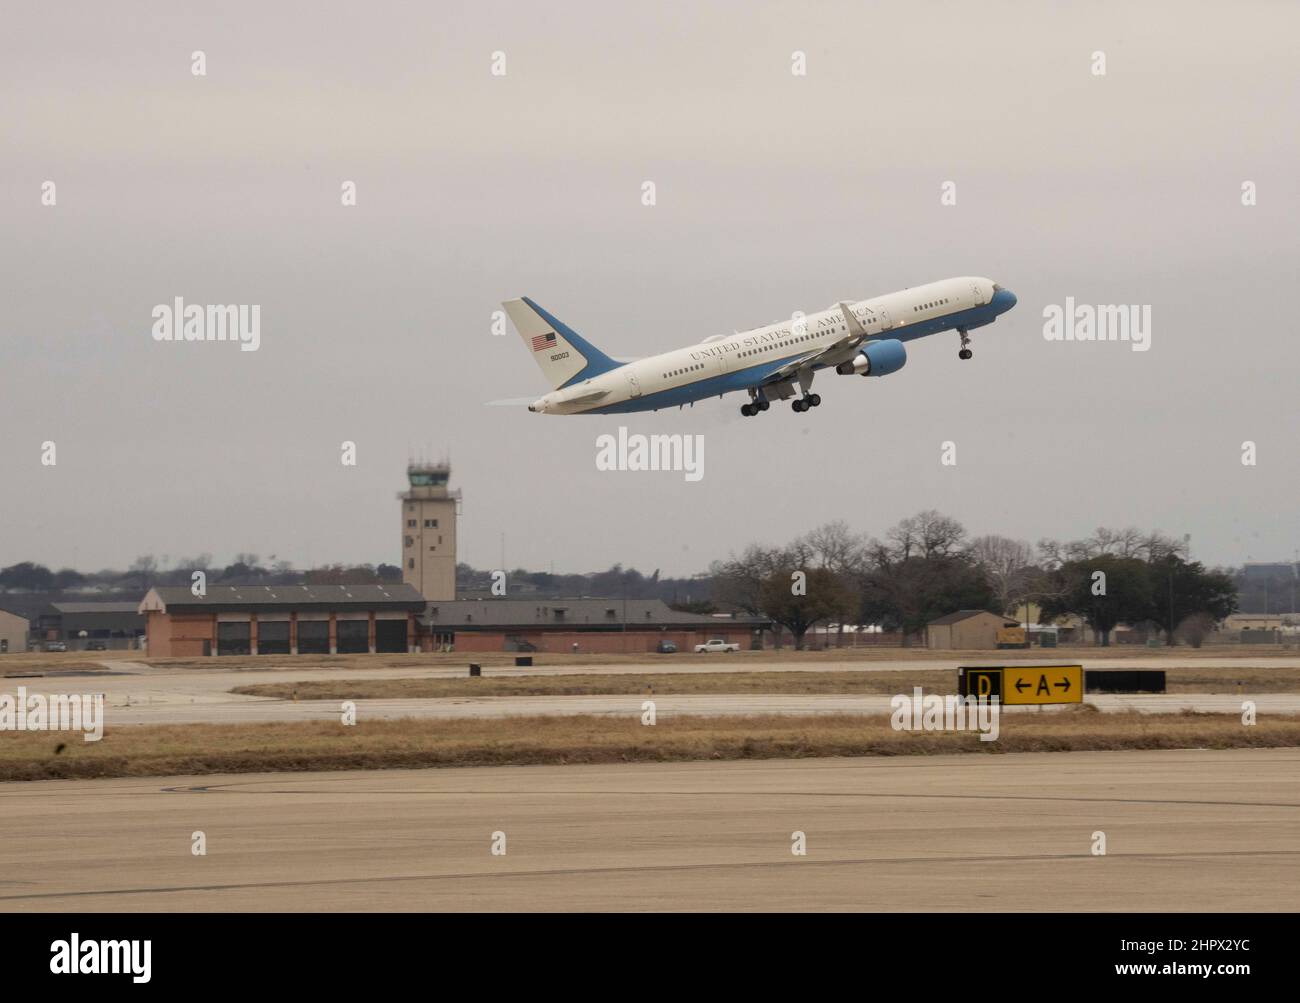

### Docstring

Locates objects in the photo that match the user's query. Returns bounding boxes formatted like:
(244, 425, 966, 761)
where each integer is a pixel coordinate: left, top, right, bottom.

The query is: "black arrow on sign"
(1055, 678, 1072, 691)
(1015, 679, 1030, 693)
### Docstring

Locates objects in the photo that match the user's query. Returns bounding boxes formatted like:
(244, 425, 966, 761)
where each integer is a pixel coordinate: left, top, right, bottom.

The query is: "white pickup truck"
(694, 638, 739, 653)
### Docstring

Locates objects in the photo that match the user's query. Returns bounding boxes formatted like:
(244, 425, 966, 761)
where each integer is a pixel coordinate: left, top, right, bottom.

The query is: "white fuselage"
(529, 276, 1013, 415)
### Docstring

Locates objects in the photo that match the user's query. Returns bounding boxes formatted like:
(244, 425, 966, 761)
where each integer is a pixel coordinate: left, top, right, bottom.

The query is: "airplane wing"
(755, 302, 871, 386)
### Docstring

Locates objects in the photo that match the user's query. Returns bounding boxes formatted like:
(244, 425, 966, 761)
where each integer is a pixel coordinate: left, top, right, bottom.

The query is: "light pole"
(1169, 565, 1175, 647)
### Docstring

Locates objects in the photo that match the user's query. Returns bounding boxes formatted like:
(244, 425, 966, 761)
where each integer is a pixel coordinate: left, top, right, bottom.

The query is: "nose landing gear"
(958, 327, 973, 360)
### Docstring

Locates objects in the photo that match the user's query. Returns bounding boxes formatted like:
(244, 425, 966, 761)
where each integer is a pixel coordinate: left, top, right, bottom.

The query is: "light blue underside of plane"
(525, 290, 1017, 414)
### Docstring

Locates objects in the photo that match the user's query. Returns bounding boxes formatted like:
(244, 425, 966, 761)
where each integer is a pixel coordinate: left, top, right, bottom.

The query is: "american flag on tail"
(531, 332, 557, 353)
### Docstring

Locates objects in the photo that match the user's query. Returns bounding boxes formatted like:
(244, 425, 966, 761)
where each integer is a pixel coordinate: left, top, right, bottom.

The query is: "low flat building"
(1223, 613, 1293, 632)
(0, 608, 28, 654)
(38, 601, 145, 650)
(138, 584, 427, 657)
(420, 598, 768, 653)
(925, 609, 1018, 650)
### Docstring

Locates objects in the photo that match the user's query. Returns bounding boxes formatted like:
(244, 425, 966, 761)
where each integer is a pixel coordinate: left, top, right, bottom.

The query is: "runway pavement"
(1, 749, 1296, 911)
(2, 656, 1297, 725)
(34, 691, 1300, 725)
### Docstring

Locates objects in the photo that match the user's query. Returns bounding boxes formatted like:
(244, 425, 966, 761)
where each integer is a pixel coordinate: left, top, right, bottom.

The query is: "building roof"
(140, 583, 427, 613)
(927, 609, 1009, 627)
(45, 601, 145, 634)
(51, 602, 143, 614)
(422, 598, 768, 631)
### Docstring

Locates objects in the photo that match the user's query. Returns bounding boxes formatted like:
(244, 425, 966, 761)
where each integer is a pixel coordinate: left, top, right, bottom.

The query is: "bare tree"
(1138, 531, 1188, 562)
(797, 520, 869, 574)
(970, 535, 1036, 616)
(794, 521, 870, 645)
(885, 510, 967, 561)
(710, 544, 791, 617)
(128, 554, 158, 592)
(1040, 527, 1188, 566)
(1176, 612, 1216, 649)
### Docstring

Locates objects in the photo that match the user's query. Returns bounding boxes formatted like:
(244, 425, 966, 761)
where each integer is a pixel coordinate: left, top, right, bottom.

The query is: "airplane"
(503, 276, 1016, 417)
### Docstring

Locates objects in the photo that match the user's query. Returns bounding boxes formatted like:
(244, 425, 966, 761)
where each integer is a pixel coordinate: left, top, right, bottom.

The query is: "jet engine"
(835, 339, 907, 377)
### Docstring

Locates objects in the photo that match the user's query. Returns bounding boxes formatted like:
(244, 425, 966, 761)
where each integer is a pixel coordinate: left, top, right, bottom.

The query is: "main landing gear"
(958, 327, 973, 360)
(741, 384, 821, 417)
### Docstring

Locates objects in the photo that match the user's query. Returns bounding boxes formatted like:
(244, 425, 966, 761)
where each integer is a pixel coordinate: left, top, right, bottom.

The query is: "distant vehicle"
(43, 641, 68, 652)
(996, 627, 1030, 650)
(86, 641, 107, 651)
(694, 639, 739, 654)
(655, 640, 678, 654)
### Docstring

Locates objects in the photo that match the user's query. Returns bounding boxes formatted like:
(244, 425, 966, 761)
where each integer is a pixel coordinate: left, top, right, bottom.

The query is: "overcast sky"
(3, 1, 1297, 578)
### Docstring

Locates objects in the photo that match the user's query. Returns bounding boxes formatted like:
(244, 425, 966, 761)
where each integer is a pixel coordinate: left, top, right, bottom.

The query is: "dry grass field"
(6, 647, 1297, 784)
(1, 709, 1296, 781)
(231, 664, 1300, 700)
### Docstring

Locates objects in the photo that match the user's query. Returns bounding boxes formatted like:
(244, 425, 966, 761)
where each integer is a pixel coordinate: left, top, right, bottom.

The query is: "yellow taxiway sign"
(1001, 665, 1083, 705)
(958, 665, 1085, 705)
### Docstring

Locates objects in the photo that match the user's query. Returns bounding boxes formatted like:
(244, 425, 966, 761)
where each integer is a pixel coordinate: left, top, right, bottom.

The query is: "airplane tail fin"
(503, 297, 621, 390)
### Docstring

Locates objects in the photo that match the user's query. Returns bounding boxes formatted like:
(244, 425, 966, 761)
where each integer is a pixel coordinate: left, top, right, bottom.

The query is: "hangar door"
(258, 620, 290, 655)
(375, 619, 407, 653)
(216, 621, 250, 656)
(336, 618, 369, 654)
(297, 620, 329, 654)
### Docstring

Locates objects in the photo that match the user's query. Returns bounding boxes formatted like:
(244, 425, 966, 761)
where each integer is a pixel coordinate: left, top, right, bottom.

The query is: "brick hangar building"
(139, 584, 426, 656)
(139, 588, 762, 657)
(138, 462, 767, 657)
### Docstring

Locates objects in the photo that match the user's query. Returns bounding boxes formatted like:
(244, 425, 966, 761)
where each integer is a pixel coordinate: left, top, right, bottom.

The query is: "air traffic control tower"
(399, 461, 459, 601)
